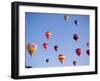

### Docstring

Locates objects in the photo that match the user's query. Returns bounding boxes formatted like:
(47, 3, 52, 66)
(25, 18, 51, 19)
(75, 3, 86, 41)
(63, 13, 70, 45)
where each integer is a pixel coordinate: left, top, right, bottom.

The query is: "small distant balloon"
(73, 61, 76, 66)
(86, 49, 90, 56)
(27, 43, 37, 57)
(58, 54, 66, 63)
(54, 45, 58, 52)
(75, 48, 82, 57)
(73, 34, 79, 41)
(45, 31, 52, 39)
(46, 59, 49, 63)
(86, 42, 89, 47)
(64, 15, 69, 21)
(74, 20, 79, 25)
(43, 42, 48, 49)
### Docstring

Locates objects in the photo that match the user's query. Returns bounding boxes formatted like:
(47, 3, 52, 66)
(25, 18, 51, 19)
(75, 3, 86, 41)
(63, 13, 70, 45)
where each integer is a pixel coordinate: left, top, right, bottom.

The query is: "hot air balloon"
(73, 34, 79, 41)
(86, 42, 89, 47)
(45, 31, 52, 39)
(75, 48, 82, 57)
(58, 54, 65, 63)
(54, 45, 58, 52)
(43, 42, 48, 49)
(73, 61, 76, 66)
(64, 15, 69, 21)
(27, 43, 37, 57)
(86, 49, 90, 56)
(74, 20, 79, 25)
(46, 59, 49, 63)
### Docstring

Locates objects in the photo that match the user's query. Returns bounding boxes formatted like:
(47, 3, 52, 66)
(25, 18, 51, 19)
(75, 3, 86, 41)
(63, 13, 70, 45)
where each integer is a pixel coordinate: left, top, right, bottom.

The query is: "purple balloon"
(86, 49, 90, 56)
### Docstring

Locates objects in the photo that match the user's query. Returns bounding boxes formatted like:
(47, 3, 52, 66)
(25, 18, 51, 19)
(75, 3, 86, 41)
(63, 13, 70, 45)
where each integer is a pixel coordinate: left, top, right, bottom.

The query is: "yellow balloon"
(27, 43, 37, 56)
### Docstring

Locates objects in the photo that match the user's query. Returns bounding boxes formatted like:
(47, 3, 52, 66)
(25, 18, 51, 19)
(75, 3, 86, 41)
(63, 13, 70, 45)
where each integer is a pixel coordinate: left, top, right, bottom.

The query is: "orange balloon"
(58, 54, 66, 63)
(27, 43, 37, 56)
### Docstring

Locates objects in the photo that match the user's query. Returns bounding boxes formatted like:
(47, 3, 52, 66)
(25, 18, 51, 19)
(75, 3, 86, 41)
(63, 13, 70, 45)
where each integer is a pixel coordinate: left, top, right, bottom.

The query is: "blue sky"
(25, 12, 90, 68)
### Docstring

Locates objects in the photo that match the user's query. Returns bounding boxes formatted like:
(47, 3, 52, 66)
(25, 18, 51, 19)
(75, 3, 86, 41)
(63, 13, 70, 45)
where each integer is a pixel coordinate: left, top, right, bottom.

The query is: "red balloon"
(54, 45, 58, 52)
(73, 61, 76, 66)
(75, 48, 82, 56)
(73, 34, 79, 41)
(43, 42, 48, 49)
(86, 49, 90, 56)
(58, 54, 65, 63)
(45, 31, 52, 39)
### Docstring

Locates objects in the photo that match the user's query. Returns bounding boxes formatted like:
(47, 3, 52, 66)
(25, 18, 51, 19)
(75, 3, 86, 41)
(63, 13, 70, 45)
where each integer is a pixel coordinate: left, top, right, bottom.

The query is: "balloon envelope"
(27, 43, 37, 56)
(74, 20, 79, 25)
(86, 49, 90, 55)
(45, 31, 52, 39)
(64, 15, 69, 21)
(46, 59, 49, 63)
(54, 45, 58, 52)
(58, 54, 65, 63)
(75, 48, 82, 56)
(43, 42, 48, 49)
(73, 34, 79, 41)
(73, 61, 76, 66)
(86, 42, 89, 47)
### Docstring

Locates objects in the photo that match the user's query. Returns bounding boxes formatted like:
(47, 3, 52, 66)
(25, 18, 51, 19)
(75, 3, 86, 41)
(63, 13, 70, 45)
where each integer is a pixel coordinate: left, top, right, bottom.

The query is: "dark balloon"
(74, 20, 79, 25)
(64, 15, 69, 21)
(73, 34, 79, 41)
(54, 45, 58, 52)
(46, 59, 49, 63)
(86, 49, 90, 56)
(86, 42, 89, 47)
(73, 61, 76, 66)
(75, 48, 82, 56)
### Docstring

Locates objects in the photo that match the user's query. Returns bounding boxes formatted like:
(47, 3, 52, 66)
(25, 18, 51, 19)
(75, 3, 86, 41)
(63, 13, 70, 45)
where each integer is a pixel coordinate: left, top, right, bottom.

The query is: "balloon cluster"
(43, 31, 66, 63)
(26, 15, 90, 67)
(64, 15, 90, 66)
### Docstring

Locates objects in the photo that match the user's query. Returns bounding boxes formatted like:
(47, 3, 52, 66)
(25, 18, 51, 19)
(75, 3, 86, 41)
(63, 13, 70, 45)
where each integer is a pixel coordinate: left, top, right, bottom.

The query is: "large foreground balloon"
(86, 49, 90, 56)
(45, 31, 52, 39)
(27, 43, 37, 56)
(75, 48, 82, 56)
(64, 15, 69, 21)
(54, 45, 58, 52)
(43, 42, 48, 49)
(58, 54, 66, 63)
(73, 34, 79, 41)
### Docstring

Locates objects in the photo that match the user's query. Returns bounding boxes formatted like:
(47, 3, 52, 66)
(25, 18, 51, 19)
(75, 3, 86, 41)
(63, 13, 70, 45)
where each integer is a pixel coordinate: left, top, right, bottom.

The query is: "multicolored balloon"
(75, 48, 82, 56)
(45, 31, 52, 39)
(27, 43, 37, 56)
(73, 34, 79, 41)
(86, 49, 90, 56)
(43, 42, 48, 49)
(58, 54, 66, 63)
(54, 45, 58, 52)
